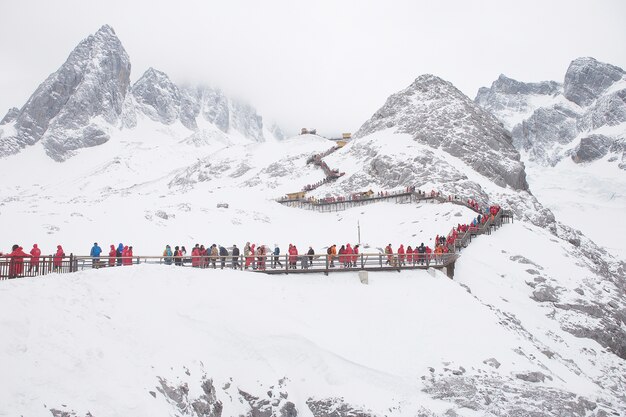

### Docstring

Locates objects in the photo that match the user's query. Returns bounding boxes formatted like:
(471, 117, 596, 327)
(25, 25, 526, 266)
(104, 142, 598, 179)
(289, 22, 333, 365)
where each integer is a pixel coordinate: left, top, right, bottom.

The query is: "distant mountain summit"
(0, 25, 275, 161)
(0, 25, 131, 161)
(355, 74, 528, 191)
(476, 57, 626, 168)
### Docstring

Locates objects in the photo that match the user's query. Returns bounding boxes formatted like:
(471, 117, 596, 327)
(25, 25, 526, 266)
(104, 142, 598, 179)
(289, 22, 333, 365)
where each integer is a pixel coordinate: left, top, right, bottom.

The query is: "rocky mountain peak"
(355, 74, 529, 191)
(480, 74, 561, 97)
(563, 57, 625, 107)
(0, 24, 131, 161)
(131, 67, 186, 127)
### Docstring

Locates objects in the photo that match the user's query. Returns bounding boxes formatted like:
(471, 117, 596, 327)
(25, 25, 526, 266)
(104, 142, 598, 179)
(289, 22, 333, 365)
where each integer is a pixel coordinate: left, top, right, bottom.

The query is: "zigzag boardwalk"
(0, 145, 513, 281)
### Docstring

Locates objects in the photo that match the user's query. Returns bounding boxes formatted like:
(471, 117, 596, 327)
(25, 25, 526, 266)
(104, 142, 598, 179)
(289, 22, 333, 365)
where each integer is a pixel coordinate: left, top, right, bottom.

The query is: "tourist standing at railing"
(384, 244, 393, 266)
(406, 245, 413, 265)
(163, 245, 173, 265)
(90, 242, 102, 268)
(116, 243, 123, 266)
(219, 245, 229, 269)
(127, 246, 134, 265)
(288, 244, 298, 269)
(174, 246, 182, 266)
(338, 245, 346, 268)
(257, 245, 267, 271)
(181, 246, 188, 265)
(8, 245, 31, 278)
(209, 244, 218, 269)
(200, 245, 208, 268)
(53, 245, 65, 271)
(416, 243, 426, 265)
(272, 244, 283, 269)
(121, 246, 130, 266)
(29, 244, 41, 272)
(191, 245, 201, 268)
(232, 244, 240, 269)
(353, 244, 359, 267)
(425, 245, 432, 265)
(244, 242, 252, 269)
(108, 245, 116, 267)
(398, 244, 405, 266)
(345, 244, 354, 268)
(307, 246, 315, 267)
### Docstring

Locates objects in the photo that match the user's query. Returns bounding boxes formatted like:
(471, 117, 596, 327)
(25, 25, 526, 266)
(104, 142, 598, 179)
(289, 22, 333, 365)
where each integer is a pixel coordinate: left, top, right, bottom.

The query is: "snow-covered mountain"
(0, 28, 625, 417)
(475, 57, 625, 168)
(475, 57, 626, 259)
(0, 25, 277, 162)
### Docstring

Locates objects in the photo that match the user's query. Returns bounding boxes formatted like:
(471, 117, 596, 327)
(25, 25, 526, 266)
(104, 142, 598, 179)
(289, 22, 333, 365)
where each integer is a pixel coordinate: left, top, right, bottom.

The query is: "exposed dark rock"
(0, 25, 131, 161)
(355, 74, 529, 190)
(532, 286, 559, 303)
(0, 107, 19, 125)
(564, 57, 625, 107)
(571, 134, 613, 163)
(306, 397, 375, 417)
(515, 371, 551, 383)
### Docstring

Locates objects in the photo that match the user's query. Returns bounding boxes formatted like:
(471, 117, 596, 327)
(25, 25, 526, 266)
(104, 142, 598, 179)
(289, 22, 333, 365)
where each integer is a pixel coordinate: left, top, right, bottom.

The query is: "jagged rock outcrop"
(563, 57, 625, 107)
(476, 57, 626, 168)
(355, 74, 529, 191)
(0, 25, 271, 161)
(131, 68, 196, 130)
(0, 107, 19, 125)
(0, 25, 131, 161)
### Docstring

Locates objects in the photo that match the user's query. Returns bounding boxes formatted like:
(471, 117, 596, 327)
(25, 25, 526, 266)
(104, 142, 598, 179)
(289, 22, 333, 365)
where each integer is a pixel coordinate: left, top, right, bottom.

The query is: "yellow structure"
(286, 191, 306, 200)
(342, 133, 352, 139)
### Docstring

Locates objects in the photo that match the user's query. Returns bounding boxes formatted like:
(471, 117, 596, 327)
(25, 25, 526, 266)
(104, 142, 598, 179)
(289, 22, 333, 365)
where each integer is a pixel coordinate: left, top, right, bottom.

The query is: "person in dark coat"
(232, 245, 240, 269)
(272, 244, 283, 269)
(307, 246, 315, 267)
(116, 243, 124, 266)
(219, 245, 229, 269)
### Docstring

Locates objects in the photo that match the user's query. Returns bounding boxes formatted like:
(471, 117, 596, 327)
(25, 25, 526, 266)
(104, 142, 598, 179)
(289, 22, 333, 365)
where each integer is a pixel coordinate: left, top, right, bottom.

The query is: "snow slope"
(1, 260, 624, 417)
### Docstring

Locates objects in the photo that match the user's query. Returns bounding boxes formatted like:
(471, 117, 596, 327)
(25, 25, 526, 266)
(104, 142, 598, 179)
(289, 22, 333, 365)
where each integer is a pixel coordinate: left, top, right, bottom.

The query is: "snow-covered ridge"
(355, 74, 528, 191)
(0, 25, 276, 161)
(476, 57, 626, 169)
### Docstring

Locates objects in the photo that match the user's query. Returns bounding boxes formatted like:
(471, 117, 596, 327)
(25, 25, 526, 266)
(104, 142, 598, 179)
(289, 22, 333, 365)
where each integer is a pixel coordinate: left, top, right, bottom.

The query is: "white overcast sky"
(1, 0, 625, 136)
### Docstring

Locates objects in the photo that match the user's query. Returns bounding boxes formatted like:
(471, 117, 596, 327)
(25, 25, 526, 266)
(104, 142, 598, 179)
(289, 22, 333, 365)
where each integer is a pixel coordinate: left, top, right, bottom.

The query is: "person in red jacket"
(406, 246, 413, 265)
(53, 245, 65, 271)
(108, 245, 116, 267)
(29, 243, 41, 273)
(126, 246, 133, 265)
(353, 244, 359, 267)
(288, 244, 298, 269)
(122, 246, 133, 265)
(8, 245, 31, 278)
(397, 244, 405, 266)
(191, 244, 200, 267)
(345, 244, 354, 268)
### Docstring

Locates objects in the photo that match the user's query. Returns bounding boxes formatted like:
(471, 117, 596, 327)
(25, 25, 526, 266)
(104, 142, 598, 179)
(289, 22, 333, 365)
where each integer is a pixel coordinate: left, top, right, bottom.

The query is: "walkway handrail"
(1, 252, 459, 280)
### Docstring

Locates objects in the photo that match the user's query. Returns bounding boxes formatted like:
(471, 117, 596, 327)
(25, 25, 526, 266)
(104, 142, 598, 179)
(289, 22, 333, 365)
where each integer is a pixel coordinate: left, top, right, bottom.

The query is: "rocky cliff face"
(0, 25, 272, 161)
(0, 25, 131, 161)
(355, 74, 529, 191)
(476, 57, 626, 169)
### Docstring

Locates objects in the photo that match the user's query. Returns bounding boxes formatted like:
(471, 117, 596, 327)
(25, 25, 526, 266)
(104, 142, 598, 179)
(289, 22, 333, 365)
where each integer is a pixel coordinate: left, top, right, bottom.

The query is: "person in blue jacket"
(90, 242, 102, 268)
(116, 243, 124, 266)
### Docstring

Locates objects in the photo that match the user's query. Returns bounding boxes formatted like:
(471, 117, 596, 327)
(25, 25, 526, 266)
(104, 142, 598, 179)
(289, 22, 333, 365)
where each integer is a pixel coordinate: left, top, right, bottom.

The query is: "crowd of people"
(0, 244, 65, 278)
(2, 199, 503, 278)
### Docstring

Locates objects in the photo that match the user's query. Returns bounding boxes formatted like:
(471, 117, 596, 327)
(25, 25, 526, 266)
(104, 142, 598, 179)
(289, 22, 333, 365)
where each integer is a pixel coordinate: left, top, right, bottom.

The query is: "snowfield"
(0, 255, 622, 417)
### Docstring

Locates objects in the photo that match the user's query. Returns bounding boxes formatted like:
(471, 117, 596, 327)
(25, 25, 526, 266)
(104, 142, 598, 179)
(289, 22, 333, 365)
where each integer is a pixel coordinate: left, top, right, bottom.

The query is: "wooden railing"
(0, 252, 459, 280)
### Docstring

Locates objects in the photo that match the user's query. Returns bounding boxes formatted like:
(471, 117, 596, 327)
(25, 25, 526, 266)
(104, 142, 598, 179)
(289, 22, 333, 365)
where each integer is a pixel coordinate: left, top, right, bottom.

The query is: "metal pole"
(358, 220, 361, 245)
